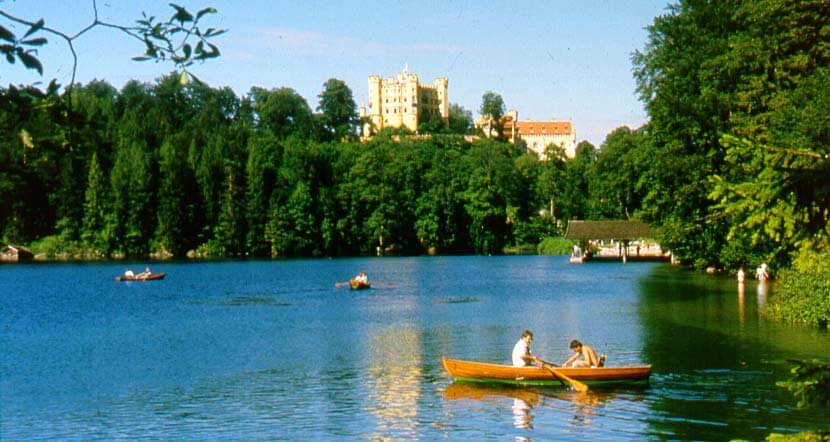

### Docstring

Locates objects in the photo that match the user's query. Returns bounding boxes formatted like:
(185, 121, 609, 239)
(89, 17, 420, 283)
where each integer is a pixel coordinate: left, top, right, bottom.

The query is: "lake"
(1, 257, 828, 440)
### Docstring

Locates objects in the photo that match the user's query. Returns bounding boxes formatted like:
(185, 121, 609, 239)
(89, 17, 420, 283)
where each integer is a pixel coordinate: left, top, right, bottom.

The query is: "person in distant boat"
(512, 330, 540, 367)
(354, 271, 368, 284)
(563, 340, 606, 368)
(755, 263, 769, 282)
(737, 267, 746, 283)
(124, 269, 135, 279)
(136, 267, 152, 280)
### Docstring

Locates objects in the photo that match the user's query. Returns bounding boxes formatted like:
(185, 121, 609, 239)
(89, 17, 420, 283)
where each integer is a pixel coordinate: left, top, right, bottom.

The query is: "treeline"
(1, 75, 644, 258)
(3, 0, 828, 282)
(627, 0, 830, 272)
(631, 0, 830, 326)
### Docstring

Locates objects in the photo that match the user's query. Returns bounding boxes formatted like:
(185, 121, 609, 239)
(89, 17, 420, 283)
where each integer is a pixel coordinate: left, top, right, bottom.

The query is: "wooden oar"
(334, 280, 351, 288)
(538, 358, 588, 392)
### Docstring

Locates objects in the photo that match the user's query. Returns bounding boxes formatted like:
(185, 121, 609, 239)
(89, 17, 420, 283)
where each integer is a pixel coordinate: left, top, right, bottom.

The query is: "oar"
(538, 358, 588, 392)
(334, 280, 351, 288)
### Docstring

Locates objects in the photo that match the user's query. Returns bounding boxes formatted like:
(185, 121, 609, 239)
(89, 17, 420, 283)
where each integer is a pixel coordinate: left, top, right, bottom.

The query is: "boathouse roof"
(564, 220, 655, 241)
(1, 244, 34, 262)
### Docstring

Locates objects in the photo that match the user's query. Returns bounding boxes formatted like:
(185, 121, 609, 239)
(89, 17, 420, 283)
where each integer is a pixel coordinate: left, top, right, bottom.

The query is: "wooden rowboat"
(116, 272, 166, 282)
(442, 357, 651, 386)
(349, 280, 371, 290)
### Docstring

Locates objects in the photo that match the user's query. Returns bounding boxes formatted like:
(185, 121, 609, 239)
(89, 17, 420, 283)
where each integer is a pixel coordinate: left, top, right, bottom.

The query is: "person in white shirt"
(756, 263, 769, 282)
(512, 330, 540, 367)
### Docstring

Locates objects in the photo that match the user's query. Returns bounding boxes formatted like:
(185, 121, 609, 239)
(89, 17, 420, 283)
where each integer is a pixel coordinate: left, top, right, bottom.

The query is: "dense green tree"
(711, 68, 830, 264)
(251, 87, 314, 140)
(463, 139, 521, 254)
(81, 151, 107, 254)
(633, 0, 830, 268)
(447, 103, 473, 135)
(213, 161, 245, 256)
(414, 137, 469, 252)
(417, 110, 447, 134)
(537, 143, 568, 220)
(316, 78, 357, 141)
(561, 141, 597, 220)
(479, 91, 505, 139)
(0, 83, 69, 243)
(244, 133, 281, 256)
(155, 134, 202, 257)
(592, 126, 650, 219)
(632, 0, 739, 267)
(108, 140, 153, 257)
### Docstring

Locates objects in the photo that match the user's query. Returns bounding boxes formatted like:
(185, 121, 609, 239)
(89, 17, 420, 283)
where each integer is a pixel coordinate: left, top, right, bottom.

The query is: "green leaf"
(132, 56, 151, 61)
(23, 19, 44, 38)
(21, 37, 48, 47)
(17, 48, 43, 74)
(182, 43, 191, 59)
(196, 7, 217, 20)
(169, 3, 194, 23)
(5, 51, 15, 64)
(0, 25, 15, 43)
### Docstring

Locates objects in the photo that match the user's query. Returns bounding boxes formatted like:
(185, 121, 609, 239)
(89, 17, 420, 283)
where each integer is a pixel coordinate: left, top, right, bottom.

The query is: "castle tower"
(361, 68, 449, 137)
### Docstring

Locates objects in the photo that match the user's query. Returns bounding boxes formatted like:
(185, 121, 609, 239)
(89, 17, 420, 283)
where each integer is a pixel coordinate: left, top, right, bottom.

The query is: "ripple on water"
(434, 296, 480, 304)
(187, 294, 291, 307)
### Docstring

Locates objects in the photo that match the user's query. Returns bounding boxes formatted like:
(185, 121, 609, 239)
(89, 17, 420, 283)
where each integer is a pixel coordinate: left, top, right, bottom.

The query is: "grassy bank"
(765, 249, 830, 328)
(537, 237, 577, 255)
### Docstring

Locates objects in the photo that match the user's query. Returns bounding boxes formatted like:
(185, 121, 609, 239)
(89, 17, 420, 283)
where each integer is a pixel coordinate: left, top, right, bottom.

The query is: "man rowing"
(512, 330, 541, 367)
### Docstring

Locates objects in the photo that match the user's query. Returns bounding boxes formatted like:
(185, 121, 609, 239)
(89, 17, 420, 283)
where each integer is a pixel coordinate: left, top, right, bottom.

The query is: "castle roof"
(505, 119, 573, 136)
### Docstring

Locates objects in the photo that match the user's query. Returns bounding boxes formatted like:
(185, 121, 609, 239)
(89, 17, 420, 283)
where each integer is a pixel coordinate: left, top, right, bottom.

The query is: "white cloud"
(235, 27, 463, 58)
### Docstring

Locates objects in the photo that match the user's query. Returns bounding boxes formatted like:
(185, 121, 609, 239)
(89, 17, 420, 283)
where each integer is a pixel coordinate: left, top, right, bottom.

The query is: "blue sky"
(2, 1, 670, 146)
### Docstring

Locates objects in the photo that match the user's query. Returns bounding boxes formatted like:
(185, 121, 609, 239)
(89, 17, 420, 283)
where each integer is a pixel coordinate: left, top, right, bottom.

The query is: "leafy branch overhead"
(777, 359, 830, 409)
(0, 17, 46, 75)
(0, 1, 226, 86)
(131, 4, 225, 68)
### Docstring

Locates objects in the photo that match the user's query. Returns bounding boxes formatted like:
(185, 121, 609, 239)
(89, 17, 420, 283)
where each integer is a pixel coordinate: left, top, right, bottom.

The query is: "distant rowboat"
(116, 272, 166, 282)
(442, 357, 651, 386)
(349, 280, 371, 290)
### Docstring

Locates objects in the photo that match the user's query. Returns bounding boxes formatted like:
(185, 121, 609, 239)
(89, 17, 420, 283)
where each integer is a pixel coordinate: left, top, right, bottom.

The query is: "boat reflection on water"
(443, 383, 541, 429)
(443, 383, 620, 429)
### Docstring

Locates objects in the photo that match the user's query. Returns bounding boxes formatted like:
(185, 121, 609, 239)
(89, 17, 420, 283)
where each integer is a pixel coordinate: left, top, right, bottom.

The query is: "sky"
(2, 1, 671, 147)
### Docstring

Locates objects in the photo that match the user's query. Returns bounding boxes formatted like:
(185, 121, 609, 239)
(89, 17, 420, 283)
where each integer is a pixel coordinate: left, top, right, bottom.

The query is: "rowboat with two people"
(336, 271, 371, 290)
(442, 357, 652, 387)
(116, 267, 166, 282)
(349, 279, 371, 290)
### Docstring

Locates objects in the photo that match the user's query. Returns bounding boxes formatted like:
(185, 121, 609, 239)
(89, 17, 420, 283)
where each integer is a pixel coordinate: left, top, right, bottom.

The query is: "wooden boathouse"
(1, 244, 34, 263)
(564, 220, 668, 262)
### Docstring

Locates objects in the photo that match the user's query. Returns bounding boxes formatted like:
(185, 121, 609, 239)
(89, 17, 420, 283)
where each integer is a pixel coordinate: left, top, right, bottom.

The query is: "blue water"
(1, 257, 828, 440)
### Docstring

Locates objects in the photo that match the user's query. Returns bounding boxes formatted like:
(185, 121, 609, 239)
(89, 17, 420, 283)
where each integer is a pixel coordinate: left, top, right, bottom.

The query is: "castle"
(478, 109, 577, 159)
(359, 67, 449, 137)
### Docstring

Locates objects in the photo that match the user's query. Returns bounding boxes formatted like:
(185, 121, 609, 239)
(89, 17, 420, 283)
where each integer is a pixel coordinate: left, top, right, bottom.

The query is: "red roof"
(505, 120, 573, 135)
